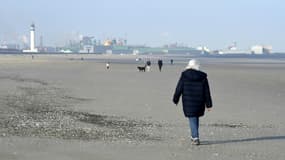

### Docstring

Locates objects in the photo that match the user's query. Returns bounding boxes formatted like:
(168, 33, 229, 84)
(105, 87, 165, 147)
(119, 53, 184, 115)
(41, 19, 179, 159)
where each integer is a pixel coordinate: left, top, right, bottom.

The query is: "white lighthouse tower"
(30, 24, 36, 51)
(23, 23, 38, 52)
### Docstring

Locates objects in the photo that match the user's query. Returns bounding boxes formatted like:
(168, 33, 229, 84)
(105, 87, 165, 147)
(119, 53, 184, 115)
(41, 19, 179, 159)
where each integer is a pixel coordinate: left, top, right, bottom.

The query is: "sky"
(0, 0, 284, 51)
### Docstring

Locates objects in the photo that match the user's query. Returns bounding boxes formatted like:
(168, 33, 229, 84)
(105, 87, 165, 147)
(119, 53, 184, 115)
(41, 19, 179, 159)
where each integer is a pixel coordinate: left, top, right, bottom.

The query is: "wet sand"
(0, 54, 285, 160)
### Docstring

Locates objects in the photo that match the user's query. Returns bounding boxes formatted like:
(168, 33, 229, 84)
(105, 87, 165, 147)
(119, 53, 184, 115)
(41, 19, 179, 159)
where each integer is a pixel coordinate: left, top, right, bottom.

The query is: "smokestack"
(40, 35, 43, 48)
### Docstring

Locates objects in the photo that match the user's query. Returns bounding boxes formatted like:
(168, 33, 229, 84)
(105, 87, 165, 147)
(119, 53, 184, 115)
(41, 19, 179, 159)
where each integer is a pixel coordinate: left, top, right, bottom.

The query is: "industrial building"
(251, 45, 272, 54)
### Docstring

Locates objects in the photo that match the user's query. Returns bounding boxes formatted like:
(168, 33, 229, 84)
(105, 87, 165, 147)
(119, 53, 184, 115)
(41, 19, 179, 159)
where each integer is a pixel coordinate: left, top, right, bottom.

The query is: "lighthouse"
(30, 24, 36, 51)
(23, 23, 38, 52)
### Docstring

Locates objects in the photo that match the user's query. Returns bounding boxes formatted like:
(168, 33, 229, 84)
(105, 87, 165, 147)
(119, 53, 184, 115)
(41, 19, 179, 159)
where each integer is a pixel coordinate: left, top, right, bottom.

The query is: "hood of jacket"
(182, 69, 207, 82)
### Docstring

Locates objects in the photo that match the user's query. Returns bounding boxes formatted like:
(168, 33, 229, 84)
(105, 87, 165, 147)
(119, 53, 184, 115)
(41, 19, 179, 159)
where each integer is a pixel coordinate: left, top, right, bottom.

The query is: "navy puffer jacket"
(173, 69, 212, 117)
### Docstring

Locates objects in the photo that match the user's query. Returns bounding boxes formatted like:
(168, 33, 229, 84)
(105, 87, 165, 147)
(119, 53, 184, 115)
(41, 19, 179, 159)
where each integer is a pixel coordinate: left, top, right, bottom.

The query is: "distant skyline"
(0, 0, 284, 51)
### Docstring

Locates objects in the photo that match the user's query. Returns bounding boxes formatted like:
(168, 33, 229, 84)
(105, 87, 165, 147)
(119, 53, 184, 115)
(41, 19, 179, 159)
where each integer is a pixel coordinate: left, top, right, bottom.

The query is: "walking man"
(146, 60, 151, 72)
(158, 59, 163, 72)
(170, 59, 174, 65)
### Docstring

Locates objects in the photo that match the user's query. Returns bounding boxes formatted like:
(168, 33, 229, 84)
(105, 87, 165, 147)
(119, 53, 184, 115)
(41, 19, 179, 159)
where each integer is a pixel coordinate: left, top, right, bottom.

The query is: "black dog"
(137, 66, 146, 72)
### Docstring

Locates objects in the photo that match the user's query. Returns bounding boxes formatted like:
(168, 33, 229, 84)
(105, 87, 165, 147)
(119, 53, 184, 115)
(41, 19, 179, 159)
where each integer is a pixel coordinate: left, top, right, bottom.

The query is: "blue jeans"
(188, 117, 199, 138)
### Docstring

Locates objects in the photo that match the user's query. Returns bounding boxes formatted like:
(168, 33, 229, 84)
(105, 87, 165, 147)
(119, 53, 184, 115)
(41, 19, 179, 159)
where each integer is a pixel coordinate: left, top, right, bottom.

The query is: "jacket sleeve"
(173, 73, 183, 105)
(204, 78, 213, 108)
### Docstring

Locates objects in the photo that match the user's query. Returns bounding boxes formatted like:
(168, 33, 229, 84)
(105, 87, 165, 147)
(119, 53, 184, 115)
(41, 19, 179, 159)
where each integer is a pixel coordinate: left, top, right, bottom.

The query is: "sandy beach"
(0, 54, 284, 160)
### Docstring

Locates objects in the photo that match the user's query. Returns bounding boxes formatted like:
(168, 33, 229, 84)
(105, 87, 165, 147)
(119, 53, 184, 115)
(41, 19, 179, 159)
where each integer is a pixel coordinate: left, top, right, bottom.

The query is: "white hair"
(185, 59, 200, 70)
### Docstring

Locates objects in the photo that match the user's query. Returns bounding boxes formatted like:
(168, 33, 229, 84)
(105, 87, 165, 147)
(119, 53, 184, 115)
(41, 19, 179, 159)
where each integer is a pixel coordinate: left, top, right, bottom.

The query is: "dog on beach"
(137, 66, 146, 72)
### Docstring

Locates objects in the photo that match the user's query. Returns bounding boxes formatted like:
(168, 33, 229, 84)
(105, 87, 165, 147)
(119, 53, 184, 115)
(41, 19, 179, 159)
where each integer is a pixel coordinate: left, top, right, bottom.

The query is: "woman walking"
(172, 59, 212, 145)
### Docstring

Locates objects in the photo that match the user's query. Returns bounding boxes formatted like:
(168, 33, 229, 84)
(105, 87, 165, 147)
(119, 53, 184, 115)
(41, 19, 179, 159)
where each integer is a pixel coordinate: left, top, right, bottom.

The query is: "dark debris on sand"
(0, 78, 162, 142)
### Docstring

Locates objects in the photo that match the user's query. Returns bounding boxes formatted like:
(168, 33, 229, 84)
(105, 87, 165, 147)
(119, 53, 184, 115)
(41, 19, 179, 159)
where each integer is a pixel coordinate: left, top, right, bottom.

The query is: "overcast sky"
(0, 0, 284, 51)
